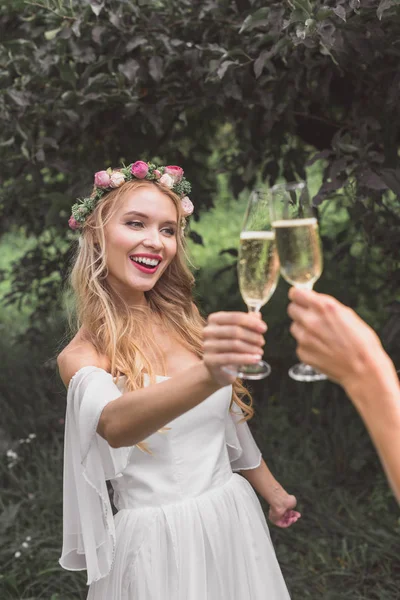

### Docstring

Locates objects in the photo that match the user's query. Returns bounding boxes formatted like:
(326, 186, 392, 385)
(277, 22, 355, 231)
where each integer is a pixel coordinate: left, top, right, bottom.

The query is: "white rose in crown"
(110, 171, 126, 188)
(159, 173, 174, 188)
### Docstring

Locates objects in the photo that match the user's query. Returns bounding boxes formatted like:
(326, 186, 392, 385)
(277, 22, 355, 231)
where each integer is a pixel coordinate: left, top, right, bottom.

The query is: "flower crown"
(68, 161, 194, 230)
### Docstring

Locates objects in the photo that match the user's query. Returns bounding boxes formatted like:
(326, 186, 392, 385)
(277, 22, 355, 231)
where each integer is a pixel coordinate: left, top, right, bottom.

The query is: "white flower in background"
(26, 536, 31, 542)
(22, 542, 29, 549)
(28, 433, 36, 440)
(14, 551, 21, 558)
(6, 449, 18, 459)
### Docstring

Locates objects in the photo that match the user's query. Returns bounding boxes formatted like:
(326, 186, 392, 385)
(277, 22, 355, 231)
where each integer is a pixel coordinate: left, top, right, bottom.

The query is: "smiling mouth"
(129, 256, 162, 274)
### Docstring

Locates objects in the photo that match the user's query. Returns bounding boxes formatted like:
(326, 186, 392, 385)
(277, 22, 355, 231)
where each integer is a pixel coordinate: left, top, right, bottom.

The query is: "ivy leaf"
(0, 136, 15, 147)
(89, 1, 105, 17)
(119, 59, 140, 83)
(254, 50, 269, 79)
(360, 171, 387, 190)
(333, 6, 347, 21)
(288, 0, 313, 17)
(7, 90, 29, 108)
(378, 168, 400, 196)
(239, 8, 269, 33)
(217, 60, 236, 79)
(44, 28, 62, 41)
(149, 56, 163, 82)
(377, 0, 397, 20)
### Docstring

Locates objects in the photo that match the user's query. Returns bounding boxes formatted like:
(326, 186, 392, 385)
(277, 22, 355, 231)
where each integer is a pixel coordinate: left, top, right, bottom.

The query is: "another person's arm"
(287, 287, 400, 503)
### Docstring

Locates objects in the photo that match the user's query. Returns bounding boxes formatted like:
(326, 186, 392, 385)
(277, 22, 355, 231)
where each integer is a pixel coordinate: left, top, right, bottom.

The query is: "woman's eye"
(162, 228, 176, 236)
(126, 221, 144, 228)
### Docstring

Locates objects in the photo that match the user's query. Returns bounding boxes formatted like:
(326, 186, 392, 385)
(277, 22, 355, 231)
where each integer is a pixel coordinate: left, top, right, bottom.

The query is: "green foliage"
(0, 0, 399, 333)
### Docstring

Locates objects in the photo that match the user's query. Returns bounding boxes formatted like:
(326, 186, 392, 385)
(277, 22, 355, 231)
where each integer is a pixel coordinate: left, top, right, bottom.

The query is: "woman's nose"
(142, 230, 162, 250)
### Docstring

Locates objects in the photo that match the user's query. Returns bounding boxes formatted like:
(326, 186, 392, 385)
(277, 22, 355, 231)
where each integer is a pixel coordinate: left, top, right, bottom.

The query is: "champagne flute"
(225, 189, 280, 380)
(270, 181, 328, 382)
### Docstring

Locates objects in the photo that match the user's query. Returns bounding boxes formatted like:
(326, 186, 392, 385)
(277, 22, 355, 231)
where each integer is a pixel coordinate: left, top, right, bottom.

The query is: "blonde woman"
(58, 161, 300, 599)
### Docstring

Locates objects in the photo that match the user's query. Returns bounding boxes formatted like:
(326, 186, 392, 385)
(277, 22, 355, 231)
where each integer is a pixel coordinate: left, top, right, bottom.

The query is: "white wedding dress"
(59, 366, 291, 599)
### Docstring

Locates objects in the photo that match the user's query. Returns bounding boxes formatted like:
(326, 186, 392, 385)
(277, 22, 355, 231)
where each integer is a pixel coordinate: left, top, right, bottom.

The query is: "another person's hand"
(269, 494, 301, 528)
(287, 288, 388, 389)
(203, 311, 267, 386)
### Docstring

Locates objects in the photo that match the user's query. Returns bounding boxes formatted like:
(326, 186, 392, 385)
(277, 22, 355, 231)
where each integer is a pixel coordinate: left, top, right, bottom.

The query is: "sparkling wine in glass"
(228, 189, 280, 380)
(270, 181, 327, 382)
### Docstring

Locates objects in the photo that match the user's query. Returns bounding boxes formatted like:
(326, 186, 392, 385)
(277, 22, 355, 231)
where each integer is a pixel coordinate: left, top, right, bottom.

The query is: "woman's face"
(104, 185, 178, 304)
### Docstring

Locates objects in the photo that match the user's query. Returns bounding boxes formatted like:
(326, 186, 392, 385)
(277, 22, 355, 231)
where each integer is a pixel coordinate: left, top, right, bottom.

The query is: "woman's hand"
(287, 287, 385, 388)
(203, 311, 267, 386)
(269, 494, 301, 528)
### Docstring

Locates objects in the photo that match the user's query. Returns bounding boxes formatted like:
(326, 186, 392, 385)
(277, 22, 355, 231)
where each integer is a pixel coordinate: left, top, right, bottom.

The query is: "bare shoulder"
(57, 329, 110, 388)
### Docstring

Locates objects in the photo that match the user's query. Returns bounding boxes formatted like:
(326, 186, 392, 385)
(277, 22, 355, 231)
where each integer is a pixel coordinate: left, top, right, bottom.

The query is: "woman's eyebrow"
(122, 210, 177, 226)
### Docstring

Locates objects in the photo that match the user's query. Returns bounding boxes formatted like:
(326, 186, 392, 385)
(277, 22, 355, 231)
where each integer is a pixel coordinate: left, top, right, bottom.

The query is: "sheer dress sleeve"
(59, 366, 131, 585)
(225, 402, 262, 472)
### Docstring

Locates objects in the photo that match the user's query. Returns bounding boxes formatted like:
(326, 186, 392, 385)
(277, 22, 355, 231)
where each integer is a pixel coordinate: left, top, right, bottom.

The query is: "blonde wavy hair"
(68, 179, 254, 452)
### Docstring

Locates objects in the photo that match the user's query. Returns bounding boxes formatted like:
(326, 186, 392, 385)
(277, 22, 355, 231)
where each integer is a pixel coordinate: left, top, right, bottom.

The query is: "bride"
(57, 160, 300, 599)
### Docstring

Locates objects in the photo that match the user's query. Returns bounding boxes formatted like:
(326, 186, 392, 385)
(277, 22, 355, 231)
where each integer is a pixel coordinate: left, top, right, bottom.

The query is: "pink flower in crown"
(159, 173, 174, 188)
(110, 171, 126, 188)
(94, 170, 111, 188)
(68, 216, 80, 230)
(153, 169, 161, 179)
(131, 161, 149, 179)
(181, 196, 194, 216)
(165, 165, 184, 183)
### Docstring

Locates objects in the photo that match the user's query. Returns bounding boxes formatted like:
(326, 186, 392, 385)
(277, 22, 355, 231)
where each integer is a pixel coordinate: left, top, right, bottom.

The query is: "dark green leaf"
(148, 56, 163, 82)
(239, 7, 269, 33)
(377, 0, 397, 20)
(189, 231, 204, 245)
(379, 169, 400, 196)
(44, 28, 62, 41)
(90, 1, 105, 17)
(217, 60, 236, 79)
(333, 6, 347, 21)
(219, 248, 238, 257)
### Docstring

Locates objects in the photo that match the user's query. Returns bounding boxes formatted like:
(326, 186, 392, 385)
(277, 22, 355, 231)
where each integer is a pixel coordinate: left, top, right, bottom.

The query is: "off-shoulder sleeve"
(225, 403, 262, 472)
(59, 366, 131, 585)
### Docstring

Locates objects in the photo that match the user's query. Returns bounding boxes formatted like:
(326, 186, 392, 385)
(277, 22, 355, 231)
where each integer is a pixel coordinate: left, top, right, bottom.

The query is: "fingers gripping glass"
(269, 182, 327, 382)
(224, 190, 280, 380)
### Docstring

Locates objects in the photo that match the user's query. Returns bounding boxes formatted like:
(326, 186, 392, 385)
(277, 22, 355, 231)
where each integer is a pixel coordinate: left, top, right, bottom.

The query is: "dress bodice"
(111, 376, 234, 510)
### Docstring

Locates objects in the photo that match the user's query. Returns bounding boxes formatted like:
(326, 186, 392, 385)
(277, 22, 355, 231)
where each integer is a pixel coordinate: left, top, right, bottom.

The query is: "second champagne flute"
(233, 189, 280, 379)
(270, 181, 327, 382)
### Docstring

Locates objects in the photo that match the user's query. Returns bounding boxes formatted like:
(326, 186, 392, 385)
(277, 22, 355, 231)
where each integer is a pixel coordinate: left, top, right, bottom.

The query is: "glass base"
(289, 362, 327, 382)
(223, 360, 271, 380)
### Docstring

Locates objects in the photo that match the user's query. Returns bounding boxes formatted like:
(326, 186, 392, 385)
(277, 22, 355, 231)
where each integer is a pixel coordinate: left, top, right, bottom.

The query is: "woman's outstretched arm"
(287, 287, 400, 503)
(58, 311, 267, 449)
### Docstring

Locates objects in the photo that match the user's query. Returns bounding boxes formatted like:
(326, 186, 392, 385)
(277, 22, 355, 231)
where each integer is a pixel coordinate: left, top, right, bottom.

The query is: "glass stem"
(248, 304, 262, 314)
(295, 282, 314, 291)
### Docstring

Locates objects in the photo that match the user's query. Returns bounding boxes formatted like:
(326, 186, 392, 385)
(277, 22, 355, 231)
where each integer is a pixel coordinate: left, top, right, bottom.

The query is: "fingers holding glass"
(203, 311, 268, 383)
